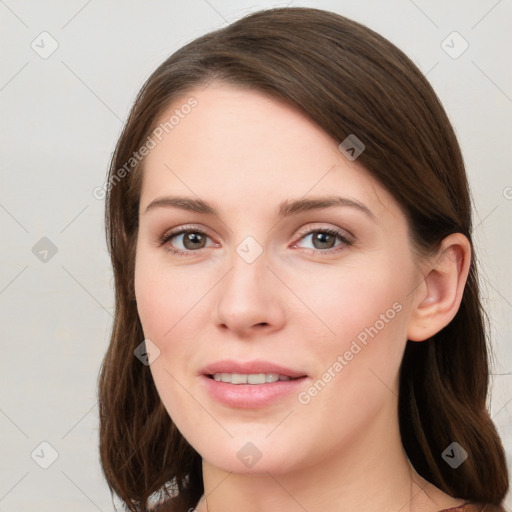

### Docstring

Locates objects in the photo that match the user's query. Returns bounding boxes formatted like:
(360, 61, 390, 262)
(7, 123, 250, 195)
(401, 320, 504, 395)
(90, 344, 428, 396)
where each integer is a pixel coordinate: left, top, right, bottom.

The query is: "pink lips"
(199, 359, 309, 409)
(200, 359, 307, 379)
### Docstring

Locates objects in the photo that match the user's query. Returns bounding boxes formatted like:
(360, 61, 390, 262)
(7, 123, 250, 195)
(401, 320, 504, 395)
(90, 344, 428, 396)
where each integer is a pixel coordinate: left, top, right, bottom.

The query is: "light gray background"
(1, 1, 511, 510)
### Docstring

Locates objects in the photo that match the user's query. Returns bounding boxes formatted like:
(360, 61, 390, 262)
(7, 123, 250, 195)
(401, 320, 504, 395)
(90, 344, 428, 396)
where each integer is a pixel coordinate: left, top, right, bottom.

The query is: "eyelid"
(293, 223, 354, 244)
(291, 225, 353, 255)
(157, 224, 217, 254)
(158, 224, 211, 243)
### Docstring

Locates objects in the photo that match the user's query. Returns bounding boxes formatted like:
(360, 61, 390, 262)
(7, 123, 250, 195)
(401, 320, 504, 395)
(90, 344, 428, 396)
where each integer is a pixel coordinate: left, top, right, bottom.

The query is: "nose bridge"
(222, 227, 269, 291)
(222, 241, 270, 309)
(214, 236, 285, 333)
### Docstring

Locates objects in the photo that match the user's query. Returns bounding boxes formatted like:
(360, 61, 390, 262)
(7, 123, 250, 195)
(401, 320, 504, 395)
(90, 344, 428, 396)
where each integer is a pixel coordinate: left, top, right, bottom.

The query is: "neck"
(196, 402, 445, 512)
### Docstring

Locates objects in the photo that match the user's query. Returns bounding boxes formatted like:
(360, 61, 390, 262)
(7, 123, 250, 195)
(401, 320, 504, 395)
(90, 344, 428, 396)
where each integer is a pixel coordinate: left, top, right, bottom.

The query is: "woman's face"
(134, 83, 425, 474)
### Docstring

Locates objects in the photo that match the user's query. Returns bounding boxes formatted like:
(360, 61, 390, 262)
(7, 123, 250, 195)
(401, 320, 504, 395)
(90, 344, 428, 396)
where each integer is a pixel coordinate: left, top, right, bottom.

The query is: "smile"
(210, 373, 296, 384)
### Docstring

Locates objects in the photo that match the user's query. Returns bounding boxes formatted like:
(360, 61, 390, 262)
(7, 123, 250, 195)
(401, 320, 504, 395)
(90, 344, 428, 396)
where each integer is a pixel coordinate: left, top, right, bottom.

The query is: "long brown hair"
(98, 7, 509, 511)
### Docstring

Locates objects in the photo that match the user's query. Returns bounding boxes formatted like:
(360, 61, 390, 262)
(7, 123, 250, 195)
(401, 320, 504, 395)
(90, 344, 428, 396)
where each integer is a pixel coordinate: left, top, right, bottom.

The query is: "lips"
(200, 359, 308, 379)
(200, 359, 310, 408)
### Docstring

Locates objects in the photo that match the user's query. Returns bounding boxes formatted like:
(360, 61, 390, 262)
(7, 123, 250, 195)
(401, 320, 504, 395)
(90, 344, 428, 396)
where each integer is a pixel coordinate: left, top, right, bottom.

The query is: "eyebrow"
(143, 195, 375, 221)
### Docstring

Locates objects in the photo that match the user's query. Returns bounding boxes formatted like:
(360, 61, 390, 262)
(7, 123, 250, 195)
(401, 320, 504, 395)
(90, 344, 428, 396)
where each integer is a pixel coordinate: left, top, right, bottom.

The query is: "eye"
(158, 225, 217, 256)
(293, 227, 353, 254)
(158, 225, 353, 257)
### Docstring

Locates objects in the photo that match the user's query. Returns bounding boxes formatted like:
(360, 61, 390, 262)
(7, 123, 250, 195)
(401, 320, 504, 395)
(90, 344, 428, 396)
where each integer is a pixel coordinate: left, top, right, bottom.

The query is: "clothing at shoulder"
(439, 502, 507, 512)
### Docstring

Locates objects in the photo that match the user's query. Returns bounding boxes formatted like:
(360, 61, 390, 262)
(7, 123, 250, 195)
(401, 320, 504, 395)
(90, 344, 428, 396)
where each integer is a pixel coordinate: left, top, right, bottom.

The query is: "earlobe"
(407, 233, 472, 342)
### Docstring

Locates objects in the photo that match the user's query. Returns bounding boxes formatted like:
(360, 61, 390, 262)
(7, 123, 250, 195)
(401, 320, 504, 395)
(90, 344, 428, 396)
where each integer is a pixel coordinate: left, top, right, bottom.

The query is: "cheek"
(297, 289, 408, 438)
(134, 255, 213, 409)
(134, 260, 201, 425)
(134, 254, 197, 341)
(300, 261, 411, 394)
(301, 262, 407, 342)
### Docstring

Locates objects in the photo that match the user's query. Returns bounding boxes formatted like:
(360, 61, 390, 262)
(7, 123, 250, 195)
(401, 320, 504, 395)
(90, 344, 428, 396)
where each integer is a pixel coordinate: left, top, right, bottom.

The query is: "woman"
(97, 7, 509, 512)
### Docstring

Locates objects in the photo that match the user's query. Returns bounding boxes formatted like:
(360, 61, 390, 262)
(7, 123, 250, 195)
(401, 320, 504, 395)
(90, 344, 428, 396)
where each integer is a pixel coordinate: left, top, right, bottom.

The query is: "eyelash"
(157, 224, 353, 257)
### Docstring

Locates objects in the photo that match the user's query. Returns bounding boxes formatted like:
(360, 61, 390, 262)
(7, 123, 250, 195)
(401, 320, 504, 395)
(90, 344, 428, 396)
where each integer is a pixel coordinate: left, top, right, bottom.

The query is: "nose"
(214, 249, 286, 338)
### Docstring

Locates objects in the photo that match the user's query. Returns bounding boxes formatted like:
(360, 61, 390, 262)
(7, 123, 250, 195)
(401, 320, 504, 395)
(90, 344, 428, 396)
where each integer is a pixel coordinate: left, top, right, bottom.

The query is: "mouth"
(201, 369, 309, 409)
(207, 373, 305, 384)
(200, 359, 308, 382)
(199, 359, 309, 407)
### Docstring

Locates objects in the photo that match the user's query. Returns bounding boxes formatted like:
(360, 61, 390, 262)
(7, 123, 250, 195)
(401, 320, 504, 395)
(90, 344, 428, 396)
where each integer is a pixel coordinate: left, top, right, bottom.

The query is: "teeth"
(212, 373, 294, 384)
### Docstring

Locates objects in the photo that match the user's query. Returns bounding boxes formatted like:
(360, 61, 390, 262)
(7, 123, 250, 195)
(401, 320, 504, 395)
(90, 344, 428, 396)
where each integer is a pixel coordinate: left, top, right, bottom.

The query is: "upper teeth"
(212, 373, 293, 384)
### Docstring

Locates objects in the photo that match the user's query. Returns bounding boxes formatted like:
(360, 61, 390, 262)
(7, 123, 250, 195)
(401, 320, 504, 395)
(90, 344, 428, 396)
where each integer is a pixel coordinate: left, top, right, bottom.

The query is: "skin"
(134, 83, 471, 512)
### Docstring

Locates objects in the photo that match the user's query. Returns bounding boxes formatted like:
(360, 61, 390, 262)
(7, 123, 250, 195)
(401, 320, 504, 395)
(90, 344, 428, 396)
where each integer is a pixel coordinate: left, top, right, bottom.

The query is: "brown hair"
(97, 6, 509, 511)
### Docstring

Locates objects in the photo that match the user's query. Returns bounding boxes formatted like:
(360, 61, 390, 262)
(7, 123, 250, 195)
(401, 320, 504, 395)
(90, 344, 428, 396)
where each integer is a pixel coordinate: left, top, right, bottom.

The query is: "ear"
(407, 233, 472, 342)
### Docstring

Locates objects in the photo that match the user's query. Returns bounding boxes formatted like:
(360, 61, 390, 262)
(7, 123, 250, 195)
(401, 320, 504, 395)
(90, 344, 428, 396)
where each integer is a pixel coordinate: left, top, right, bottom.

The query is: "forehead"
(139, 84, 397, 220)
(145, 83, 339, 168)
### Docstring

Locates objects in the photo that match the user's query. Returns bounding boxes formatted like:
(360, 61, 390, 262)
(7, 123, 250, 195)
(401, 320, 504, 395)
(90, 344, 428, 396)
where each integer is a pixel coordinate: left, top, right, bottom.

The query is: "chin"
(196, 436, 309, 476)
